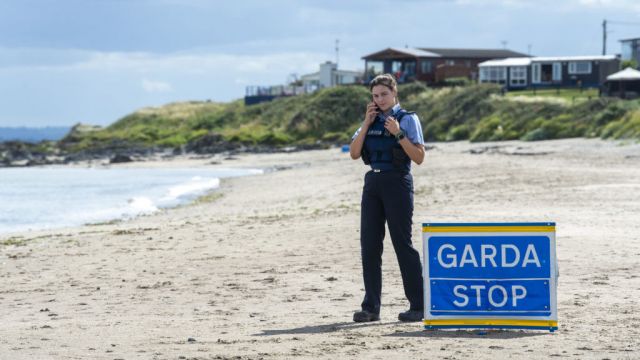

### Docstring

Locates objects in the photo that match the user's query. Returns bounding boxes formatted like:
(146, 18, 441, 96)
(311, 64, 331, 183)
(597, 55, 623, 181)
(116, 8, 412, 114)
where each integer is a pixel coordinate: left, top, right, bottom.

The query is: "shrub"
(443, 77, 472, 87)
(602, 110, 640, 139)
(398, 82, 428, 100)
(521, 128, 548, 141)
(321, 131, 350, 143)
(446, 125, 470, 141)
(157, 134, 188, 147)
(257, 130, 293, 145)
(470, 115, 502, 142)
(621, 59, 638, 70)
(286, 86, 370, 138)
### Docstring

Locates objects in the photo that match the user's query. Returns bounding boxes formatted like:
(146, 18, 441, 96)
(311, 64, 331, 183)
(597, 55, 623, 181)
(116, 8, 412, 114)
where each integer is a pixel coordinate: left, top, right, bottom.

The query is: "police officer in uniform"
(349, 74, 425, 322)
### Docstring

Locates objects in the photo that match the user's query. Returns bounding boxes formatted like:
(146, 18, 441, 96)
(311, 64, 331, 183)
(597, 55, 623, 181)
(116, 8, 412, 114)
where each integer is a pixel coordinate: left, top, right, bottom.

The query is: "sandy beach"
(1, 138, 639, 360)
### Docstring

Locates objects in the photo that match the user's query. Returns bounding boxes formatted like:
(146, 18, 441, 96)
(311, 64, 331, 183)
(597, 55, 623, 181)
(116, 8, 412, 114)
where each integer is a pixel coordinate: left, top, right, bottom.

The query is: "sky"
(1, 0, 640, 127)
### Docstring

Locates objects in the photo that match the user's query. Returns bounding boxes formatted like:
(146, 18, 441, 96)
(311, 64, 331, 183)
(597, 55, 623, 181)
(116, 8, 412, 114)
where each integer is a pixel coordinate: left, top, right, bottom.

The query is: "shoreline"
(1, 138, 639, 359)
(0, 148, 319, 240)
(0, 138, 330, 169)
(0, 152, 295, 238)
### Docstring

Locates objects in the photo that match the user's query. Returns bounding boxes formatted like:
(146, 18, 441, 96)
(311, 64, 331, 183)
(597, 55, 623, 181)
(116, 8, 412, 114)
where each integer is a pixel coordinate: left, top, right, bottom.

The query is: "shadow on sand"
(385, 328, 552, 339)
(253, 321, 385, 336)
(255, 322, 552, 339)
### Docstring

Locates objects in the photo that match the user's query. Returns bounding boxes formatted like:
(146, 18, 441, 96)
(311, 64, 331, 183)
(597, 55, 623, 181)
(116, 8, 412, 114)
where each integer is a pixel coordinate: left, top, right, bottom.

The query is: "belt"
(370, 168, 408, 174)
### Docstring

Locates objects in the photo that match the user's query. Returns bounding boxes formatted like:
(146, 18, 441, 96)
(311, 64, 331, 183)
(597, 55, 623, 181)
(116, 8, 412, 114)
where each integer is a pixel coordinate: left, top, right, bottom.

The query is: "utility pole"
(335, 39, 340, 67)
(603, 20, 640, 57)
(501, 40, 508, 49)
(602, 19, 607, 55)
(527, 44, 532, 56)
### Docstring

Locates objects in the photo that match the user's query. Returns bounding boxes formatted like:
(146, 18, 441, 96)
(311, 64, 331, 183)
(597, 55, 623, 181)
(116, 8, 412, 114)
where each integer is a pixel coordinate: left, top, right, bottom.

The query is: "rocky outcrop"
(185, 133, 240, 154)
(109, 154, 134, 163)
(0, 129, 336, 167)
(0, 141, 66, 167)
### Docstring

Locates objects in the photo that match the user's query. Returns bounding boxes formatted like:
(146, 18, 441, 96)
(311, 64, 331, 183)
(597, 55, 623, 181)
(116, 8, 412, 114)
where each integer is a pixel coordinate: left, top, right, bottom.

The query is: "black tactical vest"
(361, 109, 413, 172)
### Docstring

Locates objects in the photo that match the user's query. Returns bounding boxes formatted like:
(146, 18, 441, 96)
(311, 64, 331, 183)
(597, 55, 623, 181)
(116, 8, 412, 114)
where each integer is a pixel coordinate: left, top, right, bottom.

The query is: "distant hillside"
(59, 84, 640, 154)
(402, 84, 640, 141)
(59, 86, 371, 153)
(0, 126, 71, 143)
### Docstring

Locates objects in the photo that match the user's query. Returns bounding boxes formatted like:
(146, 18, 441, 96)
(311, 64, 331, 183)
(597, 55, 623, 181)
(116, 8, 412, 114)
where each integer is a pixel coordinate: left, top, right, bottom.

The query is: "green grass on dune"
(59, 83, 640, 153)
(506, 88, 599, 102)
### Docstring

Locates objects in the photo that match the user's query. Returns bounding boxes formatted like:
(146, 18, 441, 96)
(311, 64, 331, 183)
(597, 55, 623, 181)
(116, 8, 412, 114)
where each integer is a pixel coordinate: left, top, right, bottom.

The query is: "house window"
(391, 61, 403, 73)
(445, 60, 455, 66)
(421, 60, 433, 74)
(405, 61, 416, 76)
(391, 61, 415, 82)
(479, 66, 506, 84)
(552, 62, 562, 81)
(568, 61, 592, 74)
(366, 61, 384, 78)
(509, 66, 527, 86)
(532, 63, 541, 83)
(541, 64, 553, 82)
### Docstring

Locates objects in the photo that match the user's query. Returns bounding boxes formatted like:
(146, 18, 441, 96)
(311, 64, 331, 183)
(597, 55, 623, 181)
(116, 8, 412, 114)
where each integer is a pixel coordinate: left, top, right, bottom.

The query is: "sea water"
(0, 166, 262, 235)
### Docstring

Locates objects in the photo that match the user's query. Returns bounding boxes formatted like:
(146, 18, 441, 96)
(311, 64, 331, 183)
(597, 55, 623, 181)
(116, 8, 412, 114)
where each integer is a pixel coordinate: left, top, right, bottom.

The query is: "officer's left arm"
(398, 138, 425, 165)
(384, 115, 426, 165)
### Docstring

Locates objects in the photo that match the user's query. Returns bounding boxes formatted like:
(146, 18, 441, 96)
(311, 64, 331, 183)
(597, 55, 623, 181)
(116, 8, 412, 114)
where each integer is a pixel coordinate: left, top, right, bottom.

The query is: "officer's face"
(371, 85, 396, 112)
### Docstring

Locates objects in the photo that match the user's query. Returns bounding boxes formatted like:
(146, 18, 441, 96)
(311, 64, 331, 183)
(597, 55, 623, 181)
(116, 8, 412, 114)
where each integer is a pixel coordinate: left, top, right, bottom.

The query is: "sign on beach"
(422, 223, 558, 332)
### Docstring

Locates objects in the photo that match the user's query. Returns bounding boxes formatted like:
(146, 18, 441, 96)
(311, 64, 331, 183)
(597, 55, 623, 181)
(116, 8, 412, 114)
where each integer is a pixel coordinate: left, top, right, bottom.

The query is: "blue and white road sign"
(423, 223, 558, 331)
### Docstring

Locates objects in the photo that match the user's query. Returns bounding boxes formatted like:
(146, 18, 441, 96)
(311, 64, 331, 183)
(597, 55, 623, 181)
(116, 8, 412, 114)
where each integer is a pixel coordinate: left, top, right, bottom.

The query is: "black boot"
(353, 310, 380, 322)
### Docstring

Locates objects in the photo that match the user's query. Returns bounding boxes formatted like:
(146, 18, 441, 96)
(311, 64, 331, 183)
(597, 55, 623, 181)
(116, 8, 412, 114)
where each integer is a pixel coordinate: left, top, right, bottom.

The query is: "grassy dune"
(59, 84, 640, 153)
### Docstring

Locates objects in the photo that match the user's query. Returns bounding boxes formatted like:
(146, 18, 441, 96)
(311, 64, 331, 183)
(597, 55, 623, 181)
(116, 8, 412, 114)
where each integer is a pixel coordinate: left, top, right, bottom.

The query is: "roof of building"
(362, 47, 529, 60)
(300, 72, 319, 80)
(620, 37, 640, 42)
(362, 47, 441, 59)
(393, 47, 442, 57)
(607, 67, 640, 81)
(300, 69, 362, 81)
(532, 55, 618, 62)
(479, 55, 619, 67)
(479, 57, 533, 67)
(419, 48, 529, 58)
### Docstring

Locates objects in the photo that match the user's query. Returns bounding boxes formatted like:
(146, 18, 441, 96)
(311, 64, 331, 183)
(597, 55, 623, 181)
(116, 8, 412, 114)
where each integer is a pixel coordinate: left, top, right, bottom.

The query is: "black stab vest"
(361, 109, 413, 172)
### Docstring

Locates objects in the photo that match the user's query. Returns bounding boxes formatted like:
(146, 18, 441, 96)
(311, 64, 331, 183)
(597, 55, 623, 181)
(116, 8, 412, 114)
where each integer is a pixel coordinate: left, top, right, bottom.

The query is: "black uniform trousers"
(360, 169, 424, 315)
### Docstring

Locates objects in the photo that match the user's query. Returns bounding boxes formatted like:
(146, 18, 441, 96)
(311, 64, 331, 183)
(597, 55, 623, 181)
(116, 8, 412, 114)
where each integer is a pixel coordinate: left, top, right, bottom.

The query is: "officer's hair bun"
(369, 74, 397, 91)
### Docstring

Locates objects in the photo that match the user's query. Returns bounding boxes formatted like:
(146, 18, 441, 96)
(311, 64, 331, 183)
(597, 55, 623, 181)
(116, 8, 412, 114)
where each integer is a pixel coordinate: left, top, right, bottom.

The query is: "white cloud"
(578, 0, 640, 12)
(0, 48, 328, 77)
(454, 0, 535, 6)
(0, 46, 346, 126)
(142, 79, 172, 93)
(455, 0, 640, 10)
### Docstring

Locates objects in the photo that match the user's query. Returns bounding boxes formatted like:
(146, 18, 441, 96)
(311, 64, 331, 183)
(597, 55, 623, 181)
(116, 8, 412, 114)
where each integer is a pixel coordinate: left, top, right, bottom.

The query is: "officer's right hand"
(364, 102, 378, 127)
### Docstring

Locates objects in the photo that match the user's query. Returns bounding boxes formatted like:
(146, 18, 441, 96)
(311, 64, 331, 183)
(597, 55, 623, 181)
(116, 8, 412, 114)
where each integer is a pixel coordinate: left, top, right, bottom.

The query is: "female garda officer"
(349, 74, 425, 323)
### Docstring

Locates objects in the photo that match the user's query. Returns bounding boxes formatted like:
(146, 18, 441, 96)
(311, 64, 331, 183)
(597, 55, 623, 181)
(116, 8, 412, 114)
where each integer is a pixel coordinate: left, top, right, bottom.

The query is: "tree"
(621, 59, 638, 70)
